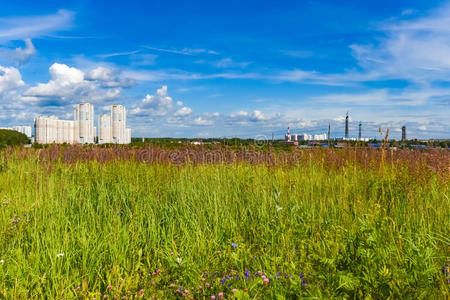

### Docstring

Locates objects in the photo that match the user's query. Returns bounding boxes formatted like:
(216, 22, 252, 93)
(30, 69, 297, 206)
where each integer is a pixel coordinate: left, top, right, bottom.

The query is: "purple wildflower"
(300, 273, 304, 279)
(301, 279, 307, 286)
(244, 270, 249, 278)
(220, 278, 226, 284)
(231, 243, 238, 248)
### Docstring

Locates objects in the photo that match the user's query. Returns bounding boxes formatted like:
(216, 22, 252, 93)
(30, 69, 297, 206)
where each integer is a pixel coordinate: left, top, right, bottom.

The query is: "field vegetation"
(0, 145, 449, 299)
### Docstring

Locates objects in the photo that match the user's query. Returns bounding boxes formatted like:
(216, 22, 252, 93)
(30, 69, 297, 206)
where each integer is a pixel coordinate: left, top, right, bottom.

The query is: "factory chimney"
(401, 126, 406, 141)
(358, 121, 362, 140)
(345, 112, 349, 139)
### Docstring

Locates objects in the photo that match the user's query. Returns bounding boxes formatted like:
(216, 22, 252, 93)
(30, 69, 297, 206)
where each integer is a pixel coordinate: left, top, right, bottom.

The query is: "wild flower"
(170, 252, 174, 256)
(244, 270, 250, 278)
(232, 289, 237, 293)
(152, 281, 156, 286)
(217, 250, 222, 255)
(177, 257, 182, 263)
(127, 291, 131, 294)
(107, 285, 112, 289)
(198, 286, 203, 290)
(231, 243, 238, 248)
(56, 253, 64, 257)
(263, 278, 269, 285)
(218, 292, 224, 299)
(0, 260, 4, 264)
(220, 278, 226, 284)
(300, 273, 304, 279)
(276, 205, 282, 211)
(211, 296, 216, 299)
(23, 213, 27, 216)
(76, 286, 81, 291)
(201, 277, 206, 281)
(139, 289, 144, 296)
(205, 283, 210, 287)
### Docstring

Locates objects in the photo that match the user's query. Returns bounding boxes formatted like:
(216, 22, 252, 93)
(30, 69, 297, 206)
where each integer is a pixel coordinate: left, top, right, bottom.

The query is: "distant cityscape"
(0, 108, 443, 146)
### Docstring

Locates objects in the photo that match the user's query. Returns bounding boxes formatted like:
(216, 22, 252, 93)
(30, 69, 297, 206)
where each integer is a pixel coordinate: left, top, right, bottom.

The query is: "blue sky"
(0, 0, 449, 139)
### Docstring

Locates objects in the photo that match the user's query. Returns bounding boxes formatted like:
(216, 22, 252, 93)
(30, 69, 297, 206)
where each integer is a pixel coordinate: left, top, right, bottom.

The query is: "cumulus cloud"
(174, 106, 192, 116)
(130, 85, 193, 118)
(86, 66, 135, 88)
(193, 116, 213, 125)
(230, 110, 268, 122)
(0, 65, 24, 94)
(22, 63, 122, 105)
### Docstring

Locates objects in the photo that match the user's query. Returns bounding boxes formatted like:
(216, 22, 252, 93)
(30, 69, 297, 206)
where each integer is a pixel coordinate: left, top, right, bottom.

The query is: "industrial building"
(282, 127, 328, 145)
(34, 102, 131, 144)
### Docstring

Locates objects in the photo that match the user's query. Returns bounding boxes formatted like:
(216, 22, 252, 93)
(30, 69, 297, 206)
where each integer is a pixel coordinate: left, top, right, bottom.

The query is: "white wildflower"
(176, 257, 182, 264)
(0, 259, 4, 263)
(56, 253, 64, 258)
(276, 205, 282, 212)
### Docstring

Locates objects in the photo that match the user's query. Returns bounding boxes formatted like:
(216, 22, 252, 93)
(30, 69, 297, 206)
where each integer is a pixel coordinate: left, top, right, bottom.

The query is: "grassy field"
(0, 146, 449, 299)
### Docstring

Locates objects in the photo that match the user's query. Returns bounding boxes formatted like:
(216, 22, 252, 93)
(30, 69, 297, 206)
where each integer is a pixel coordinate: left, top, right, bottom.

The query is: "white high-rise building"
(34, 116, 78, 144)
(97, 105, 131, 144)
(98, 114, 112, 144)
(34, 102, 131, 144)
(12, 126, 32, 138)
(74, 102, 95, 144)
(111, 105, 131, 144)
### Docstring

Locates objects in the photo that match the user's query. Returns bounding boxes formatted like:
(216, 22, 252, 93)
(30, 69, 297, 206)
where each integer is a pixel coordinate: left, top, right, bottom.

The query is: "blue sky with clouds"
(0, 0, 449, 139)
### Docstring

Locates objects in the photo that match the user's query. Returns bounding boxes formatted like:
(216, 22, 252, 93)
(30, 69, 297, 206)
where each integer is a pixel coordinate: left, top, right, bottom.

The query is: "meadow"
(0, 145, 449, 299)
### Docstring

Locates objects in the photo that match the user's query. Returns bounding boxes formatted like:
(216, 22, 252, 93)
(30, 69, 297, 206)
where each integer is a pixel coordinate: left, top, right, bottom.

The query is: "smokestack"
(345, 112, 349, 139)
(358, 121, 362, 140)
(328, 123, 331, 142)
(402, 126, 406, 141)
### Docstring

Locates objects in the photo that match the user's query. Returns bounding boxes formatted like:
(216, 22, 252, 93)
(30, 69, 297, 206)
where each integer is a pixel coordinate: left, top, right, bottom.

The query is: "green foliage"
(0, 149, 448, 298)
(0, 129, 29, 148)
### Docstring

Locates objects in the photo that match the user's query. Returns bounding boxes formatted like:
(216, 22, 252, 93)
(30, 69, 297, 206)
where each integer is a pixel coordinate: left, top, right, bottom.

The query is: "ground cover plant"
(0, 146, 449, 298)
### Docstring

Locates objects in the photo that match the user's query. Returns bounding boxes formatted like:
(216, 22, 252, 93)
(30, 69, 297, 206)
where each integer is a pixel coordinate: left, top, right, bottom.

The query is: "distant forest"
(0, 129, 30, 148)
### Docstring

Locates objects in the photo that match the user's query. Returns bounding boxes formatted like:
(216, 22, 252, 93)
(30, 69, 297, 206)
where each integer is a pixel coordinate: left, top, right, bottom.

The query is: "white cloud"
(230, 110, 268, 121)
(0, 65, 24, 94)
(1, 38, 37, 64)
(130, 85, 193, 119)
(143, 46, 218, 56)
(0, 10, 74, 42)
(194, 117, 213, 125)
(174, 106, 192, 116)
(22, 63, 122, 104)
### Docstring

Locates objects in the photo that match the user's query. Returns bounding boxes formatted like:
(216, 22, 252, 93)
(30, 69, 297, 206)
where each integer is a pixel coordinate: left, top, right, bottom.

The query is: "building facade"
(13, 126, 32, 138)
(34, 102, 131, 144)
(98, 105, 131, 144)
(34, 116, 78, 144)
(74, 103, 95, 144)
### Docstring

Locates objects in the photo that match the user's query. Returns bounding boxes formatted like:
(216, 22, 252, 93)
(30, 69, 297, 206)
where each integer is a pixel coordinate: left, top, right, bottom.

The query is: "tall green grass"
(0, 148, 448, 298)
